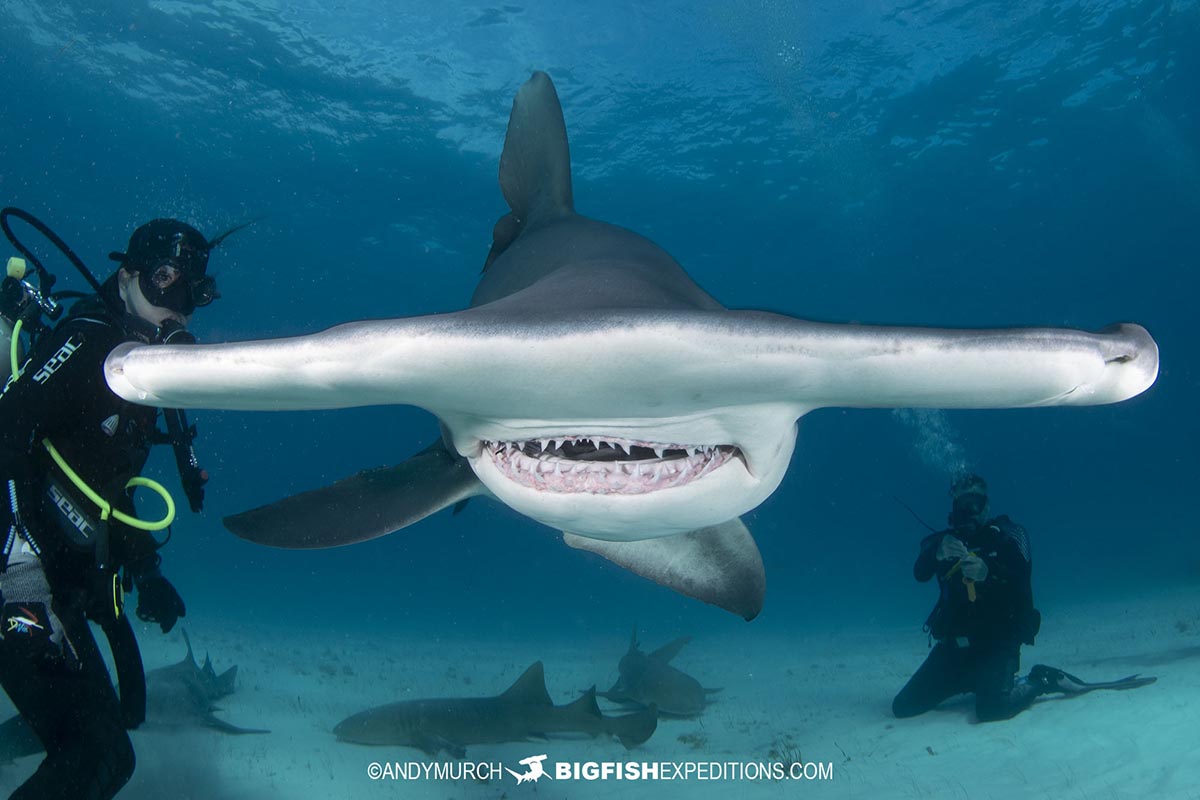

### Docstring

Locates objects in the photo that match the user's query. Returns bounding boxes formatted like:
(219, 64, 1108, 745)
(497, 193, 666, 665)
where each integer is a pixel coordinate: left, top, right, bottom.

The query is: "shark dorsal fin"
(648, 637, 691, 664)
(180, 629, 197, 667)
(500, 662, 553, 706)
(563, 686, 603, 718)
(498, 71, 574, 231)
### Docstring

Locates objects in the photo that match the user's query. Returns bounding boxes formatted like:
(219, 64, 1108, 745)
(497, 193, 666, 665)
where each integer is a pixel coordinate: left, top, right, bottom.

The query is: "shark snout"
(1057, 323, 1159, 405)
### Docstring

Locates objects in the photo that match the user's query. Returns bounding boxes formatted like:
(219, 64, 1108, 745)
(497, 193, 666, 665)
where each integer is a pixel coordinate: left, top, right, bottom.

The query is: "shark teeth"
(483, 436, 738, 495)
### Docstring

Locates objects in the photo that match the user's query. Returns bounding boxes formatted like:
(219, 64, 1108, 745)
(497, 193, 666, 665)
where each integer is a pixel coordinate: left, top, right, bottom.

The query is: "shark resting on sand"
(333, 661, 656, 757)
(597, 630, 721, 717)
(0, 631, 265, 762)
(103, 71, 1159, 621)
(140, 630, 268, 735)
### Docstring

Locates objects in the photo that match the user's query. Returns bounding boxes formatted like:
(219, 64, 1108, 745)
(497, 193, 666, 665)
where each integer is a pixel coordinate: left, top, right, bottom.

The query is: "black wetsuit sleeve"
(913, 531, 946, 583)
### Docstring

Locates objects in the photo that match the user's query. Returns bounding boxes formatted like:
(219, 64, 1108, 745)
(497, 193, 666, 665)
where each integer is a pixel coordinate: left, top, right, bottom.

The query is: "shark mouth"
(483, 437, 741, 495)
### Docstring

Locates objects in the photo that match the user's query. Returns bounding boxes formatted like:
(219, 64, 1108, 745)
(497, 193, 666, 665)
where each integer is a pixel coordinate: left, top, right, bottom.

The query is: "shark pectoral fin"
(214, 665, 238, 698)
(596, 682, 623, 701)
(203, 715, 270, 735)
(607, 704, 658, 750)
(419, 736, 466, 759)
(562, 519, 766, 621)
(647, 637, 692, 664)
(223, 441, 485, 549)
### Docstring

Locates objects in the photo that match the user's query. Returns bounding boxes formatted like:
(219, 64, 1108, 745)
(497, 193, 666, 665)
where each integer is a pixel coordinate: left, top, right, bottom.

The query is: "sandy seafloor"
(1, 586, 1196, 800)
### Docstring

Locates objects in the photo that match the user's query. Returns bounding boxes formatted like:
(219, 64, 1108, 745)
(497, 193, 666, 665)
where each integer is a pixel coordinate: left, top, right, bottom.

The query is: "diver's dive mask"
(948, 473, 989, 527)
(137, 257, 217, 315)
(949, 492, 988, 527)
(110, 219, 218, 316)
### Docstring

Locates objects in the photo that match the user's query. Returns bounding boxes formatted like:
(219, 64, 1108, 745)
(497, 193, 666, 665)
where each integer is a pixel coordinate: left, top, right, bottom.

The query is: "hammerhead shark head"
(598, 630, 720, 717)
(332, 661, 656, 757)
(103, 71, 1159, 620)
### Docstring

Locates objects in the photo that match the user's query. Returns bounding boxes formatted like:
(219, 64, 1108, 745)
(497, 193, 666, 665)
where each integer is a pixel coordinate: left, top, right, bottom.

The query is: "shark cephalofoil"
(104, 72, 1159, 620)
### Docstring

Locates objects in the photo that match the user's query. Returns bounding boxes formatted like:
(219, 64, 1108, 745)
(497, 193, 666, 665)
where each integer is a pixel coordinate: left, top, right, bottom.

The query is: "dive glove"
(135, 569, 186, 633)
(959, 554, 989, 582)
(935, 534, 969, 562)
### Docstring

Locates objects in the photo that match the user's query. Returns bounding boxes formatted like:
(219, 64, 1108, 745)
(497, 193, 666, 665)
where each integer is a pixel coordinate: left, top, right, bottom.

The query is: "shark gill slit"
(484, 436, 744, 494)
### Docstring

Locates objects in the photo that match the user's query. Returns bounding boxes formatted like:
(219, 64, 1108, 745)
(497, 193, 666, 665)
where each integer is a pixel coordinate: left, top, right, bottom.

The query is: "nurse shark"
(104, 72, 1158, 620)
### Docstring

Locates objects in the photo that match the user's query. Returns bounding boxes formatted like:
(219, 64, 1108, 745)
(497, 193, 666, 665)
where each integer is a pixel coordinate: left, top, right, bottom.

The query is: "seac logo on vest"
(48, 483, 94, 541)
(32, 336, 83, 384)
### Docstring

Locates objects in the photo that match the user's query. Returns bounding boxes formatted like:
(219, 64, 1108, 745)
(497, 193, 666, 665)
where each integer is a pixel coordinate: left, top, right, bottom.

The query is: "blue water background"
(0, 1, 1194, 645)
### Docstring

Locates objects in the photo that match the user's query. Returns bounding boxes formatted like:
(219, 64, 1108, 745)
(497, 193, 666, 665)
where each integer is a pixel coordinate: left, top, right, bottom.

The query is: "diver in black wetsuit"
(0, 218, 221, 799)
(893, 474, 1055, 722)
(893, 474, 1157, 723)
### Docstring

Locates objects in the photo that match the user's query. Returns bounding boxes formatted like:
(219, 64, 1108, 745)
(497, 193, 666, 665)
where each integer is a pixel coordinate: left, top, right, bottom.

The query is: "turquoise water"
(0, 2, 1195, 797)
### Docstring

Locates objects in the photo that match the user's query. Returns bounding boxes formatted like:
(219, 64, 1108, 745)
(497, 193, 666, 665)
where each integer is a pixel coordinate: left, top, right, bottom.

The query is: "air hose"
(8, 317, 176, 530)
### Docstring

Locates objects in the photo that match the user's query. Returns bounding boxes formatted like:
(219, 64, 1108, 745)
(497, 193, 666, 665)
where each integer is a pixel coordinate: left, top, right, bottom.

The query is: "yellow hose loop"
(10, 314, 179, 532)
(41, 440, 176, 530)
(10, 317, 23, 379)
(121, 477, 176, 530)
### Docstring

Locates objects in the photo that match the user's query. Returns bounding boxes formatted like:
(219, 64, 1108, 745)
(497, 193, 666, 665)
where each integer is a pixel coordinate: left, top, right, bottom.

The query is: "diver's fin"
(562, 518, 766, 621)
(223, 441, 485, 548)
(1031, 664, 1158, 695)
(498, 71, 574, 231)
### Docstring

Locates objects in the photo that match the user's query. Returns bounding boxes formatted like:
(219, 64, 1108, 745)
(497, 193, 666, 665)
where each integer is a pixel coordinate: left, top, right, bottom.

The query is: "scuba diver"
(893, 473, 1155, 723)
(0, 209, 240, 799)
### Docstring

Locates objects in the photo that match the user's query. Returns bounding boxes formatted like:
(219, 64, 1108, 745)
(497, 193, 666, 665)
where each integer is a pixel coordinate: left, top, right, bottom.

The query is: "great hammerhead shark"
(103, 71, 1159, 620)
